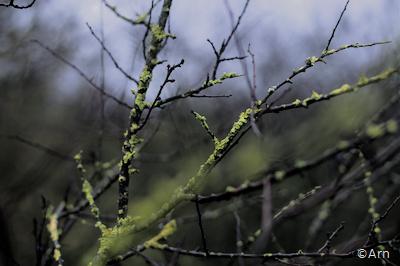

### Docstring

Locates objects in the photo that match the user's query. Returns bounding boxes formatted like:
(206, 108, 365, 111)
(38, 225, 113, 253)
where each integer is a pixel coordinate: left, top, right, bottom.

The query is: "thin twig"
(32, 40, 132, 109)
(317, 222, 345, 253)
(86, 23, 139, 85)
(324, 0, 350, 52)
(0, 0, 36, 9)
(2, 134, 75, 161)
(195, 195, 209, 255)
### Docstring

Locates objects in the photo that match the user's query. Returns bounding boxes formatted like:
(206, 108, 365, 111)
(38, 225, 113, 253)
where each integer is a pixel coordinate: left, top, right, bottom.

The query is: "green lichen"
(310, 90, 322, 100)
(53, 248, 61, 262)
(192, 112, 208, 127)
(221, 72, 240, 80)
(322, 49, 336, 55)
(204, 72, 240, 87)
(135, 13, 147, 24)
(366, 123, 384, 138)
(47, 210, 62, 264)
(205, 79, 223, 86)
(301, 91, 323, 107)
(139, 67, 152, 87)
(144, 219, 177, 249)
(192, 111, 218, 143)
(150, 24, 175, 41)
(47, 212, 59, 243)
(274, 170, 285, 181)
(74, 150, 86, 174)
(225, 186, 236, 192)
(329, 84, 351, 96)
(134, 93, 148, 111)
(294, 160, 306, 168)
(386, 119, 398, 133)
(122, 151, 134, 164)
(305, 56, 319, 66)
(357, 73, 369, 86)
(82, 179, 101, 219)
(292, 99, 302, 106)
(337, 140, 349, 149)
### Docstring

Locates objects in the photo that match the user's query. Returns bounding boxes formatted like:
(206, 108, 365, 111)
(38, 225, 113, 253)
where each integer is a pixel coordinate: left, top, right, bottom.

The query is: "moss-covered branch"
(117, 0, 173, 221)
(266, 68, 399, 114)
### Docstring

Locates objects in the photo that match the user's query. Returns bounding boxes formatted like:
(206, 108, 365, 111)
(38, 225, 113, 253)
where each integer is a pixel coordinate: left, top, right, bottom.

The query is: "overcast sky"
(9, 0, 400, 99)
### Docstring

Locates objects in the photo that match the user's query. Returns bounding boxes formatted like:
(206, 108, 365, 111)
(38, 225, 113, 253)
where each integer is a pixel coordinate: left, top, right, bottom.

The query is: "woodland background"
(1, 0, 400, 265)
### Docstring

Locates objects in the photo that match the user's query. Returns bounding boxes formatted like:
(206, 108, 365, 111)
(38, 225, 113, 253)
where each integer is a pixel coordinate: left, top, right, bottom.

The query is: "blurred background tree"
(1, 1, 400, 265)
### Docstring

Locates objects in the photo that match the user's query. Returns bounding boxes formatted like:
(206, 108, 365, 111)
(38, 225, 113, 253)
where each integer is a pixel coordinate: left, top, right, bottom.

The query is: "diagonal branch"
(324, 0, 350, 52)
(86, 23, 139, 85)
(32, 40, 132, 109)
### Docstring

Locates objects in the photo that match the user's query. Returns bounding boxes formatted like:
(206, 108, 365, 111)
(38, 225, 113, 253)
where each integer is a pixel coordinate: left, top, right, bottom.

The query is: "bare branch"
(32, 40, 132, 109)
(324, 0, 350, 52)
(0, 0, 36, 9)
(86, 23, 139, 85)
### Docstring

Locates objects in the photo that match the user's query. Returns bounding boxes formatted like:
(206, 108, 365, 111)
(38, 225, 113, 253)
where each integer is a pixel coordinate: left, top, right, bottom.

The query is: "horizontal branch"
(154, 245, 353, 259)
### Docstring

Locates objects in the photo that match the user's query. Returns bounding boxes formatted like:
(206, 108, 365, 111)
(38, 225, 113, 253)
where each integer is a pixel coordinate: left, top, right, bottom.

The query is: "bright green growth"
(132, 66, 154, 112)
(292, 99, 302, 106)
(135, 13, 148, 24)
(329, 84, 351, 96)
(225, 186, 236, 192)
(82, 179, 101, 220)
(366, 123, 384, 139)
(150, 24, 175, 41)
(139, 67, 152, 87)
(204, 72, 240, 87)
(47, 211, 59, 243)
(54, 249, 61, 262)
(74, 150, 86, 174)
(302, 90, 323, 106)
(310, 90, 322, 100)
(337, 140, 350, 149)
(288, 68, 400, 108)
(47, 209, 62, 265)
(305, 56, 320, 66)
(192, 111, 218, 143)
(221, 72, 240, 80)
(357, 74, 369, 86)
(360, 150, 382, 241)
(144, 219, 177, 249)
(193, 112, 208, 129)
(213, 108, 254, 151)
(386, 119, 398, 133)
(75, 151, 104, 227)
(134, 93, 148, 111)
(274, 170, 285, 181)
(322, 48, 336, 55)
